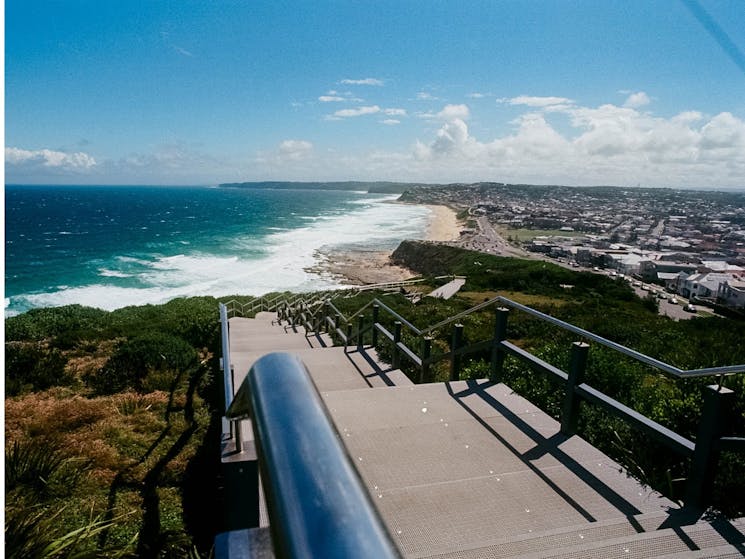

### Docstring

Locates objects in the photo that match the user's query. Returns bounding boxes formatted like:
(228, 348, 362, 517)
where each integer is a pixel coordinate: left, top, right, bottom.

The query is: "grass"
(498, 226, 585, 242)
(5, 366, 214, 556)
(458, 290, 569, 308)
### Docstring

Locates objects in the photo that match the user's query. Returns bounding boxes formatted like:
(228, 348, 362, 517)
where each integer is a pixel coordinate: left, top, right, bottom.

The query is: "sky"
(4, 0, 745, 188)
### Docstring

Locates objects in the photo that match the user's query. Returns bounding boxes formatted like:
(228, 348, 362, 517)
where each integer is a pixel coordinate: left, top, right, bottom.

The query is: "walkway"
(223, 312, 745, 558)
(427, 277, 466, 300)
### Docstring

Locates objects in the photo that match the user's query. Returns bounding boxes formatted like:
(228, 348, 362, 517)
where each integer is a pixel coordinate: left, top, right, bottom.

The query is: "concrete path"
(428, 277, 466, 299)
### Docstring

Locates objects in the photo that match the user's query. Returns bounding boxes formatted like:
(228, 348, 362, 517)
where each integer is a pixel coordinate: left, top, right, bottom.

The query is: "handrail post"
(450, 324, 464, 381)
(686, 384, 734, 509)
(560, 342, 589, 436)
(392, 321, 402, 369)
(345, 322, 352, 351)
(490, 307, 510, 381)
(371, 304, 380, 347)
(421, 336, 433, 383)
(357, 315, 365, 350)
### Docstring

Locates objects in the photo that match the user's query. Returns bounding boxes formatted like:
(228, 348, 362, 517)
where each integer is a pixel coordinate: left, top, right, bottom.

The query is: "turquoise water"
(5, 185, 431, 315)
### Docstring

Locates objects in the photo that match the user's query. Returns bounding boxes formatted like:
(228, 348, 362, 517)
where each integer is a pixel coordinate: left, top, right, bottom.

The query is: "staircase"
(222, 311, 745, 558)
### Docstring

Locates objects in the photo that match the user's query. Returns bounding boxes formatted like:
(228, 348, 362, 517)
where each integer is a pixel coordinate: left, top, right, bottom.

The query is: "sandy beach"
(308, 204, 462, 285)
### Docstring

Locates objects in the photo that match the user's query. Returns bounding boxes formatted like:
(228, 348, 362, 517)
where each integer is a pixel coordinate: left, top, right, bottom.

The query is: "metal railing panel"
(576, 383, 696, 457)
(500, 341, 569, 383)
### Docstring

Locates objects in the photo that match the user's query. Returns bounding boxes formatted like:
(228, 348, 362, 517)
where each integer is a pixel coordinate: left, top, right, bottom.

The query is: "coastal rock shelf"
(221, 312, 745, 558)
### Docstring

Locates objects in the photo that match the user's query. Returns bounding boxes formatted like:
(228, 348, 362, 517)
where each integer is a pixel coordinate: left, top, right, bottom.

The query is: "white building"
(717, 280, 745, 310)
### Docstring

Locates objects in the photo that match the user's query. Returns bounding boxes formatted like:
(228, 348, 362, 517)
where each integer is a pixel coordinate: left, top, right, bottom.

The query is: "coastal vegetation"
(5, 242, 744, 556)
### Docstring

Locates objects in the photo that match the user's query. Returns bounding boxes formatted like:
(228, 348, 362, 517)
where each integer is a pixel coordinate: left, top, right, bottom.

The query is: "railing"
(225, 353, 401, 559)
(277, 292, 745, 509)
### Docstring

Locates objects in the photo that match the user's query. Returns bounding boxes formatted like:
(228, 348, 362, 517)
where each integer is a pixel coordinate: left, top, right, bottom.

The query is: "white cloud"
(341, 78, 384, 86)
(330, 105, 381, 118)
(623, 91, 651, 108)
(173, 45, 193, 57)
(382, 119, 401, 125)
(406, 101, 745, 187)
(467, 92, 486, 98)
(278, 139, 313, 160)
(437, 104, 470, 121)
(319, 95, 346, 102)
(245, 97, 745, 187)
(500, 95, 574, 108)
(5, 147, 97, 170)
(416, 92, 438, 100)
(383, 108, 407, 116)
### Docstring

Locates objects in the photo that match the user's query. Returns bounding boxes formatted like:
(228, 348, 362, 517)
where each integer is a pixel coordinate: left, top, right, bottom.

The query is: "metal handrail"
(491, 297, 745, 378)
(218, 303, 233, 410)
(232, 291, 745, 379)
(226, 353, 401, 559)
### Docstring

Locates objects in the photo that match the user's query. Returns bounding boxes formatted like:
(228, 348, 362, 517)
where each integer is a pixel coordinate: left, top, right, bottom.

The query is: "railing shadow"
(446, 380, 656, 525)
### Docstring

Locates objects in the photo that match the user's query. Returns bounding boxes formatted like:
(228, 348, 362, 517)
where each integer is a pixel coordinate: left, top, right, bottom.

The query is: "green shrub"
(87, 333, 198, 395)
(5, 342, 71, 396)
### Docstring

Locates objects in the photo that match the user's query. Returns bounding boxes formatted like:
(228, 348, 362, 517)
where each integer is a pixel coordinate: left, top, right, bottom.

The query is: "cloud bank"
(7, 92, 745, 189)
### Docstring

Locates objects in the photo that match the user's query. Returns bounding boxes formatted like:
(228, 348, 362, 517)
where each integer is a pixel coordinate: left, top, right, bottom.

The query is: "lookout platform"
(221, 312, 745, 558)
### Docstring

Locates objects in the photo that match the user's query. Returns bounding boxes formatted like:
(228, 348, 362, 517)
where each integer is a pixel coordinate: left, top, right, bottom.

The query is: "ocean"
(4, 185, 432, 316)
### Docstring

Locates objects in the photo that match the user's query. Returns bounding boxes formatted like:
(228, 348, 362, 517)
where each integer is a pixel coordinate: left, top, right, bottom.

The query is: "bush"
(5, 305, 109, 344)
(87, 333, 198, 395)
(5, 342, 71, 396)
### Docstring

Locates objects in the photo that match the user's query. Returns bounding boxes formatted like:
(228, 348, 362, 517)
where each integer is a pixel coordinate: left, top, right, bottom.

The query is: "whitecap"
(98, 268, 133, 278)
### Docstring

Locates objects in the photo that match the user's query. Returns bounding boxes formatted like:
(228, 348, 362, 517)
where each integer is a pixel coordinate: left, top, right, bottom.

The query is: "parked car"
(684, 303, 697, 313)
(670, 297, 679, 304)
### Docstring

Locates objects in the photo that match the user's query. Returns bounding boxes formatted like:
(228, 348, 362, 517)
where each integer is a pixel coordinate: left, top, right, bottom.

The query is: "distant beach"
(307, 204, 462, 285)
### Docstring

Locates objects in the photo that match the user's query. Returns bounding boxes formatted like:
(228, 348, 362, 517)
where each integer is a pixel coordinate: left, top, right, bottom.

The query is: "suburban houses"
(399, 183, 745, 314)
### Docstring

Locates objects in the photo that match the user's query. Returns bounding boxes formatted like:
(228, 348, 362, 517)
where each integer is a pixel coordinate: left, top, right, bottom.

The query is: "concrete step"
(512, 516, 745, 559)
(426, 513, 745, 558)
(339, 346, 414, 388)
(232, 346, 414, 395)
(229, 318, 332, 348)
(322, 380, 679, 558)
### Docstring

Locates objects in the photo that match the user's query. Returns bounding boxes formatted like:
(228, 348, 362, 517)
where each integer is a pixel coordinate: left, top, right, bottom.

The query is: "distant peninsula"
(218, 181, 425, 194)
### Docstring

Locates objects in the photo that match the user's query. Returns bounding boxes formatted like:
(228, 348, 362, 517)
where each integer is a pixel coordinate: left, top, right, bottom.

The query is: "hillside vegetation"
(5, 244, 745, 556)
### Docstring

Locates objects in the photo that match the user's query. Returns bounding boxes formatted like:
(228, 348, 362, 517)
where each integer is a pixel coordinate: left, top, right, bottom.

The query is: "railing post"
(345, 322, 352, 350)
(450, 324, 464, 381)
(420, 336, 433, 383)
(560, 342, 589, 436)
(686, 384, 734, 509)
(313, 309, 321, 333)
(392, 321, 402, 369)
(371, 304, 380, 347)
(357, 315, 365, 350)
(490, 307, 510, 381)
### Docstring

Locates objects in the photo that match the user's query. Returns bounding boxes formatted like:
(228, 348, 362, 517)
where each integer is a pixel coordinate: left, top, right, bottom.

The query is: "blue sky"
(5, 1, 745, 188)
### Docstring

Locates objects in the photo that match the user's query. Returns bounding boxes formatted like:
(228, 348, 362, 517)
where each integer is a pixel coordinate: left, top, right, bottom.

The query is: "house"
(717, 280, 745, 310)
(678, 272, 741, 300)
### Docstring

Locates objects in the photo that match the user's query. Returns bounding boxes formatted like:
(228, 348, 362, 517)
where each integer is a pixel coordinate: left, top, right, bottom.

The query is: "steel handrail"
(226, 353, 401, 559)
(273, 291, 745, 380)
(491, 297, 745, 378)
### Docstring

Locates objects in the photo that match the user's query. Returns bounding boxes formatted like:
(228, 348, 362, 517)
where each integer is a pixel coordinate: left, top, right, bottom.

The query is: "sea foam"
(7, 195, 431, 314)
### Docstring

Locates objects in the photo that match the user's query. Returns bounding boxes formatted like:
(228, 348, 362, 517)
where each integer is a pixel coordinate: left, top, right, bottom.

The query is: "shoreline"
(308, 203, 463, 286)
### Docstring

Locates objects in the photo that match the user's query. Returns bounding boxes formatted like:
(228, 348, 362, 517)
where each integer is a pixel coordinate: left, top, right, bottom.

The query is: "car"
(684, 303, 697, 312)
(670, 297, 678, 304)
(657, 292, 668, 300)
